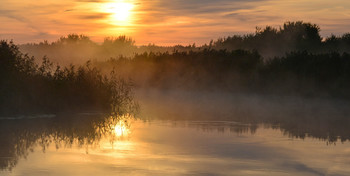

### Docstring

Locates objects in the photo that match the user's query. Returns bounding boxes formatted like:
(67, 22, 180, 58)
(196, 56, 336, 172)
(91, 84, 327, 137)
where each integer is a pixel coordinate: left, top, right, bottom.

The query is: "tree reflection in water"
(0, 114, 133, 171)
(1, 109, 350, 171)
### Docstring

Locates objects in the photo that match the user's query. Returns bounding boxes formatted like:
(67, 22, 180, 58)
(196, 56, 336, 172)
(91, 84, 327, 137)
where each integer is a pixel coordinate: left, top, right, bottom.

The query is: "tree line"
(19, 21, 350, 65)
(210, 21, 350, 57)
(95, 49, 350, 99)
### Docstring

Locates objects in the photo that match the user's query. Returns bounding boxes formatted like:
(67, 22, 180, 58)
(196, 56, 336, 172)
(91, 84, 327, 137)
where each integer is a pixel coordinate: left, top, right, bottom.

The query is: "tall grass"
(0, 40, 137, 116)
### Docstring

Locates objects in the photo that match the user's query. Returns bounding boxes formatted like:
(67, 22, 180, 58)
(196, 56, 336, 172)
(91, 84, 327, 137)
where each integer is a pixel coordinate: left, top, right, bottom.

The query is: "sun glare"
(104, 2, 134, 24)
(113, 120, 131, 137)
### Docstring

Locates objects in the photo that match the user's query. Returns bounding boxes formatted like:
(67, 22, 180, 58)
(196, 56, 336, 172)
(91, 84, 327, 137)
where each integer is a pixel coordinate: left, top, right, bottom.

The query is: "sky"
(1, 0, 350, 45)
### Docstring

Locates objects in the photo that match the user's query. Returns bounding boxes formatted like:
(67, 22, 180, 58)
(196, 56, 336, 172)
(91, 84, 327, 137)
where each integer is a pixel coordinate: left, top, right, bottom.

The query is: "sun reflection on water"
(97, 114, 136, 155)
(97, 114, 134, 142)
(112, 119, 131, 137)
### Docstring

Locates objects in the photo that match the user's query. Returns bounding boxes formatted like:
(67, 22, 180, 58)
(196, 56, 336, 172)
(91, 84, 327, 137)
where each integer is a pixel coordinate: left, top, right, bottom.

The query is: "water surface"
(1, 90, 350, 175)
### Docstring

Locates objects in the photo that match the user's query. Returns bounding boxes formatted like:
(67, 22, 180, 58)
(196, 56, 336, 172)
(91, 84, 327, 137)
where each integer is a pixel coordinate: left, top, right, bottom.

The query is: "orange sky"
(1, 0, 350, 45)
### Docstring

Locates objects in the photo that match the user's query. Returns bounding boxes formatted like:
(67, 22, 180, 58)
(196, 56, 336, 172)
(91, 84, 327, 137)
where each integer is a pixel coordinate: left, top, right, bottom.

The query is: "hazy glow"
(112, 120, 130, 137)
(7, 121, 350, 175)
(103, 2, 134, 25)
(1, 0, 350, 45)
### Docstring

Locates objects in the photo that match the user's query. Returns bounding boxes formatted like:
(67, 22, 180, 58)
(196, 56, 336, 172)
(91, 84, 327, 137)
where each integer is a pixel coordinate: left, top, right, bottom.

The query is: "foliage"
(211, 21, 323, 57)
(95, 49, 350, 99)
(0, 40, 136, 116)
(19, 22, 350, 66)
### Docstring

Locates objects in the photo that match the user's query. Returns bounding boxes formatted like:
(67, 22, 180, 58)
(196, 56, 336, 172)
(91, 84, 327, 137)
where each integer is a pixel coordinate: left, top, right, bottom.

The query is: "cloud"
(133, 0, 270, 28)
(78, 13, 109, 20)
(224, 12, 281, 23)
(64, 9, 75, 12)
(281, 161, 325, 176)
(0, 9, 43, 34)
(0, 9, 25, 22)
(75, 0, 108, 2)
(1, 0, 350, 45)
(151, 0, 266, 15)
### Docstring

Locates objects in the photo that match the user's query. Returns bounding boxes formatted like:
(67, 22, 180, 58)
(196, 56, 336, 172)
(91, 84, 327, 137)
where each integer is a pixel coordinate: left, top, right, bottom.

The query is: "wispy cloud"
(64, 9, 75, 12)
(1, 0, 350, 44)
(78, 13, 109, 20)
(75, 0, 108, 2)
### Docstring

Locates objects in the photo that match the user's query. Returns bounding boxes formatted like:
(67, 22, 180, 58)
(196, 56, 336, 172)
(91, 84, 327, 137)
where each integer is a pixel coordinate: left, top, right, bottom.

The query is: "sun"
(104, 2, 134, 23)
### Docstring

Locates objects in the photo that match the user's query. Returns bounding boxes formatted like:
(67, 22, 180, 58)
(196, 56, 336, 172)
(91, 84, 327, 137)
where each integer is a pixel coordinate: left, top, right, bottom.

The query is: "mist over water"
(2, 21, 350, 175)
(1, 87, 350, 175)
(136, 88, 350, 142)
(1, 100, 350, 175)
